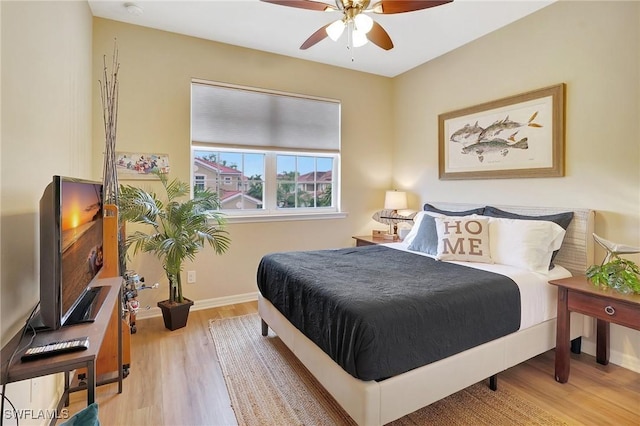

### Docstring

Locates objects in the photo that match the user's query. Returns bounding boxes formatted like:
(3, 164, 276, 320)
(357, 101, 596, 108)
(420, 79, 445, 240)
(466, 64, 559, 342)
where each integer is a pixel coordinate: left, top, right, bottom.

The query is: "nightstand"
(548, 275, 640, 383)
(352, 235, 399, 247)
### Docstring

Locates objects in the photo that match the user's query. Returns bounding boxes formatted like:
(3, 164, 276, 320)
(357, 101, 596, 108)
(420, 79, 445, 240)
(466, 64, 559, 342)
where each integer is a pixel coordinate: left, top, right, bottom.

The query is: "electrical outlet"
(187, 270, 196, 284)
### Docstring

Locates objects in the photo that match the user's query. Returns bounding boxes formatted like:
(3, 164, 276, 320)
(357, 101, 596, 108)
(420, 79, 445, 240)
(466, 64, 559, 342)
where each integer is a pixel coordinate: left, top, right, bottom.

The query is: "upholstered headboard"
(424, 202, 595, 276)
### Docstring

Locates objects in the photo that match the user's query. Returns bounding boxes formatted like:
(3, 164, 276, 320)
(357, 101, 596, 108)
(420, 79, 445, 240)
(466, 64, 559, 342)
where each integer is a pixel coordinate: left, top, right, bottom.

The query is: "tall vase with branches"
(100, 40, 125, 273)
(100, 40, 120, 206)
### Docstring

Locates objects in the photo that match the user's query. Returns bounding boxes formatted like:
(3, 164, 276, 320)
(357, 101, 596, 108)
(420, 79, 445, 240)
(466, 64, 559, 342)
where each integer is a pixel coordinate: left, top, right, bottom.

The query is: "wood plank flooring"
(67, 302, 640, 425)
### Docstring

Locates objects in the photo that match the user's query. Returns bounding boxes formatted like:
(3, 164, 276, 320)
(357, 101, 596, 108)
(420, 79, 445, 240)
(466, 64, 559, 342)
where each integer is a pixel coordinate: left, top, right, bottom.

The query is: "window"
(277, 155, 333, 208)
(194, 175, 205, 191)
(193, 150, 265, 210)
(191, 81, 341, 220)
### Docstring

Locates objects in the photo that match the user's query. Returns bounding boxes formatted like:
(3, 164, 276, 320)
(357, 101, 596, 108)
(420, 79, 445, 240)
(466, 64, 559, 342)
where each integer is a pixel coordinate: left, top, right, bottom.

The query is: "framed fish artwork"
(438, 84, 565, 180)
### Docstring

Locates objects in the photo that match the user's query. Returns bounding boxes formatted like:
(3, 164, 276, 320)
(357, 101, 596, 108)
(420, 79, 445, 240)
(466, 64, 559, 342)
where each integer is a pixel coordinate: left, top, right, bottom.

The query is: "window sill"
(222, 211, 348, 224)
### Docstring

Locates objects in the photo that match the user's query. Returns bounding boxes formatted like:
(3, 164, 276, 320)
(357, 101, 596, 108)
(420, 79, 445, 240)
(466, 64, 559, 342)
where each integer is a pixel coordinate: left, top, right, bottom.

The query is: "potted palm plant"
(119, 173, 230, 330)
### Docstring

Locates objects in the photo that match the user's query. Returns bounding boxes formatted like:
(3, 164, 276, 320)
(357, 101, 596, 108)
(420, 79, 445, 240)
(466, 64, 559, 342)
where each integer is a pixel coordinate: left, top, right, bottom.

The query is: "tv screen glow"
(59, 179, 103, 322)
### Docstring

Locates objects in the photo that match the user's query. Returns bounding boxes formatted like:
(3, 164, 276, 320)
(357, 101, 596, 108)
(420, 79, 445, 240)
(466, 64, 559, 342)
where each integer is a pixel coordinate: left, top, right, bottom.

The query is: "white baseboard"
(135, 292, 259, 320)
(582, 340, 640, 374)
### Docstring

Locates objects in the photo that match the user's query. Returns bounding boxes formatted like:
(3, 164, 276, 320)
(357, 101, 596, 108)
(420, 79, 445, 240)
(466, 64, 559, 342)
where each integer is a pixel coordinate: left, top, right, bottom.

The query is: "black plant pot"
(157, 298, 194, 331)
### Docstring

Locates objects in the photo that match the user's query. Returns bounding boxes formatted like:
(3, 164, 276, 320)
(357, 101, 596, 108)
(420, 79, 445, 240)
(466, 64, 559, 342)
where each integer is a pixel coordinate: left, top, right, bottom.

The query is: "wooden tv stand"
(0, 204, 129, 423)
(0, 277, 123, 413)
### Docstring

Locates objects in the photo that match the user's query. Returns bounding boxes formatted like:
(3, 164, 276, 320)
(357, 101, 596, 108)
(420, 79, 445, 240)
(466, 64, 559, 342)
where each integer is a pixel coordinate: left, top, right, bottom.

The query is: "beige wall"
(393, 0, 640, 371)
(1, 0, 93, 336)
(92, 19, 394, 309)
(1, 0, 94, 421)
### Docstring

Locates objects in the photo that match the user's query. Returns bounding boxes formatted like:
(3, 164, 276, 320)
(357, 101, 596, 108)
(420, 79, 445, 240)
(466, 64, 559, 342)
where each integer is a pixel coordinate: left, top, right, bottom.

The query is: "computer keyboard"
(21, 337, 89, 361)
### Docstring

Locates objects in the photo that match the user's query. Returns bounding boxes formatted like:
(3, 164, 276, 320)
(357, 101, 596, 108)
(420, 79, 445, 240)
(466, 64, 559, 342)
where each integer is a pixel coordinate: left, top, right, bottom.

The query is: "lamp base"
(382, 233, 396, 240)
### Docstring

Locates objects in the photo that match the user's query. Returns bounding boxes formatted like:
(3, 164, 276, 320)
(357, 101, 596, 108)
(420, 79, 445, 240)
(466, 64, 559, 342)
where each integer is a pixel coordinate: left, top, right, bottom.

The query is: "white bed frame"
(258, 203, 595, 426)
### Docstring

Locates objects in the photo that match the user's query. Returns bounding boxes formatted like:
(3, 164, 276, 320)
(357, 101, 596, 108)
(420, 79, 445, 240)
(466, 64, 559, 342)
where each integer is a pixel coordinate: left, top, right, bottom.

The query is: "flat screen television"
(35, 176, 105, 330)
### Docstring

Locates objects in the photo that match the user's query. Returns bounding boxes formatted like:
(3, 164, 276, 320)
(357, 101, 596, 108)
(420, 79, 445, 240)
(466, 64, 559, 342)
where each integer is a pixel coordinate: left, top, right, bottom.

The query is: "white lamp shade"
(326, 19, 345, 41)
(352, 29, 369, 47)
(384, 190, 408, 210)
(354, 14, 373, 33)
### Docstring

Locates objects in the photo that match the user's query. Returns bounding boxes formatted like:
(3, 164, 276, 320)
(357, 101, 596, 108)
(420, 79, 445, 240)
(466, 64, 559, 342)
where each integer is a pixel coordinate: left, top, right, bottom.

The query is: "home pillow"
(402, 204, 484, 246)
(483, 206, 573, 268)
(404, 206, 486, 246)
(488, 217, 566, 274)
(434, 216, 493, 263)
(424, 203, 485, 216)
(407, 214, 438, 255)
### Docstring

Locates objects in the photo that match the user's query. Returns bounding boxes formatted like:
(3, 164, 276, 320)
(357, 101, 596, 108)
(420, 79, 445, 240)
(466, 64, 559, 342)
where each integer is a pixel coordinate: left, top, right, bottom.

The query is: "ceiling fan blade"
(260, 0, 337, 12)
(300, 24, 331, 49)
(368, 21, 393, 50)
(370, 0, 453, 14)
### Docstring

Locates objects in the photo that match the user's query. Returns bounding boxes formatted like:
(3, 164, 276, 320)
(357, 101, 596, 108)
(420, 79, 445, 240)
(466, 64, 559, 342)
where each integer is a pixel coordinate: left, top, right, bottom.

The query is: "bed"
(257, 203, 595, 426)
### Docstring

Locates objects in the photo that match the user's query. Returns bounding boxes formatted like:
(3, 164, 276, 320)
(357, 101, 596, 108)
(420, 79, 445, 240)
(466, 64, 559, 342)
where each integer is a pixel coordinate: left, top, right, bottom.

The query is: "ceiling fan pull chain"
(347, 20, 355, 62)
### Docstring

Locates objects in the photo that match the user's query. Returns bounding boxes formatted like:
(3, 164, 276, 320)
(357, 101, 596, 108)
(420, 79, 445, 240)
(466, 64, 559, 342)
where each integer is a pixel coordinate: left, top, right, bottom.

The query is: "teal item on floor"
(60, 402, 99, 426)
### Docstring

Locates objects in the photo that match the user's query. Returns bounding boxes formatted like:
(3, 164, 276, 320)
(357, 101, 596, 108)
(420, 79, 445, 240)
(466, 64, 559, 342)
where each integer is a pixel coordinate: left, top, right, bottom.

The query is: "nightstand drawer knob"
(604, 305, 616, 316)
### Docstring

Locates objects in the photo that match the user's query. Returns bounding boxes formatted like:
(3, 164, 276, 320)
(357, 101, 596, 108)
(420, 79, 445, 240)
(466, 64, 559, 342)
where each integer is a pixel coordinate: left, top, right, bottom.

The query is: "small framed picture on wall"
(115, 152, 170, 180)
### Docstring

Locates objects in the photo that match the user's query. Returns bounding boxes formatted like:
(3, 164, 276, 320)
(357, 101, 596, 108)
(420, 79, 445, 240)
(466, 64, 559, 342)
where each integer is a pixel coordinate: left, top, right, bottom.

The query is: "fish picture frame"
(438, 84, 565, 180)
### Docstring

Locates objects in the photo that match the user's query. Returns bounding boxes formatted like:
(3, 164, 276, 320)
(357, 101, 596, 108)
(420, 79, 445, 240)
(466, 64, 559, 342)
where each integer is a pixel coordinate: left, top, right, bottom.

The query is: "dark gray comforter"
(257, 245, 521, 381)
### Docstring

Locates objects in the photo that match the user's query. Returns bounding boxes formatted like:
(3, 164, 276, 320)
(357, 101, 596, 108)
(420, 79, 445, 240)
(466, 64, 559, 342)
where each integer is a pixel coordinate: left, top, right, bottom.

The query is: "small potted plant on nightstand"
(119, 173, 230, 330)
(586, 234, 640, 295)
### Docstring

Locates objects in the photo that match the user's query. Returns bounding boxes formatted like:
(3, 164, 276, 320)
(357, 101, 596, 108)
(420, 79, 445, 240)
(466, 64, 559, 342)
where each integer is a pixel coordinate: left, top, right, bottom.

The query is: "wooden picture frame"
(438, 84, 565, 180)
(116, 152, 170, 180)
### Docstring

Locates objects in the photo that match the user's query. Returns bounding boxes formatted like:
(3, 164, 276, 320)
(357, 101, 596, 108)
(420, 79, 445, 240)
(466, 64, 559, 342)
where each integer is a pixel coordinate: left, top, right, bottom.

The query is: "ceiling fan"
(260, 0, 453, 51)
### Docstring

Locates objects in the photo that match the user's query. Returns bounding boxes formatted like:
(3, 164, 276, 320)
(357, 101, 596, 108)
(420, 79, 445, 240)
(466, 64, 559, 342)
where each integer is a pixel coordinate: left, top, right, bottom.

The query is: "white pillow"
(434, 216, 493, 263)
(488, 217, 566, 274)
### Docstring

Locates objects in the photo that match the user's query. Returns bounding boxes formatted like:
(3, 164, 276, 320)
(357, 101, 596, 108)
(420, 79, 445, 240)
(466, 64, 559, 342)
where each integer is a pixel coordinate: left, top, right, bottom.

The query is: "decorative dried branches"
(100, 41, 127, 275)
(100, 40, 120, 206)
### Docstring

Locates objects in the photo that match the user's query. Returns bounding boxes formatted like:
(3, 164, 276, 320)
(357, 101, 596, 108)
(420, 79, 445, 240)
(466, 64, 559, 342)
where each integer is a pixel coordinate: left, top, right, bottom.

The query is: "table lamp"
(372, 190, 413, 238)
(384, 190, 408, 212)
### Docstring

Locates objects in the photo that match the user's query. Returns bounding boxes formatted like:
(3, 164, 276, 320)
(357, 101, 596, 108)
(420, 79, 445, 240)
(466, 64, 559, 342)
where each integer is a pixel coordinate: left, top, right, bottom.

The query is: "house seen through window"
(191, 80, 341, 218)
(193, 150, 265, 210)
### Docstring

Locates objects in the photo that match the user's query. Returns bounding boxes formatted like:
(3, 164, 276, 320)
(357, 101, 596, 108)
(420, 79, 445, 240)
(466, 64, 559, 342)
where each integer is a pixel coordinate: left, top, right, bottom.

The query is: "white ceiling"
(88, 0, 554, 77)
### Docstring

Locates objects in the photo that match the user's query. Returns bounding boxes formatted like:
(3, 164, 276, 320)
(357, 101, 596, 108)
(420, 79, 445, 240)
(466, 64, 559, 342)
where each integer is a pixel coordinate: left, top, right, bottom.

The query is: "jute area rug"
(209, 314, 565, 426)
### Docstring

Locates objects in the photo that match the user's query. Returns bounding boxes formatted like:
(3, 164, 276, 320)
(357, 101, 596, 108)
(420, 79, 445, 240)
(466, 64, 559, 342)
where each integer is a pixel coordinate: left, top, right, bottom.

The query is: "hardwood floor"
(67, 302, 640, 425)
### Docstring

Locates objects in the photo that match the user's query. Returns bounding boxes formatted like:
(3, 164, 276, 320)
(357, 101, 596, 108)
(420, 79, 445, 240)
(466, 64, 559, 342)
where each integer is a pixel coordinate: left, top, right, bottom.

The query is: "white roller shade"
(191, 82, 340, 152)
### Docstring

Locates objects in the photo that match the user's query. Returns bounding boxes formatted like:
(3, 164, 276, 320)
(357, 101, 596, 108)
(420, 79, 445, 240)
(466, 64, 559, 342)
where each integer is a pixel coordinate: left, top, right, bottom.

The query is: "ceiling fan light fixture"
(261, 0, 452, 52)
(326, 19, 346, 41)
(354, 13, 373, 33)
(352, 28, 369, 47)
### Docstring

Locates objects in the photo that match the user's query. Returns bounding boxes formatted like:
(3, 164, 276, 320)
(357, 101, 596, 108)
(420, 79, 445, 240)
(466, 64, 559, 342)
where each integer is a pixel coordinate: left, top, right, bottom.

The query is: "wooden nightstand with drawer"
(549, 276, 640, 383)
(352, 235, 399, 247)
